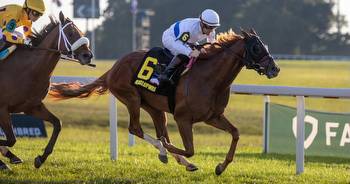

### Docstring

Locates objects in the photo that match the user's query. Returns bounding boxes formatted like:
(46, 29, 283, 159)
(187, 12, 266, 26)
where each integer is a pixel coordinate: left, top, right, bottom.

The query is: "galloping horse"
(0, 11, 92, 170)
(49, 29, 279, 175)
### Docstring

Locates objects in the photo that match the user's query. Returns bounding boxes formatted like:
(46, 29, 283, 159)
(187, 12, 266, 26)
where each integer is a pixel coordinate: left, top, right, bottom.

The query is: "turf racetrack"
(0, 60, 349, 183)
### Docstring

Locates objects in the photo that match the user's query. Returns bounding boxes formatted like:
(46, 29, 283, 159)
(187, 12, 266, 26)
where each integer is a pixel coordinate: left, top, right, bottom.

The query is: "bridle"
(58, 22, 89, 59)
(204, 36, 272, 75)
(30, 20, 95, 67)
(242, 36, 273, 75)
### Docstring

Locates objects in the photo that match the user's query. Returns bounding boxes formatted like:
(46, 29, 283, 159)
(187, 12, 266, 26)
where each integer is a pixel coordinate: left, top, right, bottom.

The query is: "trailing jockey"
(0, 0, 45, 60)
(154, 9, 220, 85)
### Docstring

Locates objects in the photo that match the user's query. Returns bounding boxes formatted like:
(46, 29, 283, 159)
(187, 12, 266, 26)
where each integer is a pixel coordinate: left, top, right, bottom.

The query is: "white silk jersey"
(162, 18, 216, 56)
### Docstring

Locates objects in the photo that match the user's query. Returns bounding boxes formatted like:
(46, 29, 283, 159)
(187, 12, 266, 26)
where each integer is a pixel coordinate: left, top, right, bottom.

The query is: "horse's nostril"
(275, 67, 280, 72)
(83, 53, 92, 59)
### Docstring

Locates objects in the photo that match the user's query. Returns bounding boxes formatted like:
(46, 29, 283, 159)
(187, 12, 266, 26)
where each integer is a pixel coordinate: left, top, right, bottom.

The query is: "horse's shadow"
(199, 150, 350, 165)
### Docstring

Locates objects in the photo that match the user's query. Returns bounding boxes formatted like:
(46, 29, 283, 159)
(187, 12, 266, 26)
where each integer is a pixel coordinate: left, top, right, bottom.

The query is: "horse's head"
(241, 29, 280, 79)
(58, 11, 93, 65)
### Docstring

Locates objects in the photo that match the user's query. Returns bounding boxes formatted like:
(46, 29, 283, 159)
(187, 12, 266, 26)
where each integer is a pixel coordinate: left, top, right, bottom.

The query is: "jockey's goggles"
(31, 10, 43, 17)
(202, 23, 217, 30)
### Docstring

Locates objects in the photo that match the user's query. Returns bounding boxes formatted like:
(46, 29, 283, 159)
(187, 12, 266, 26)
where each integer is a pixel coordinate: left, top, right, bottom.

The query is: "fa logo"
(292, 115, 318, 149)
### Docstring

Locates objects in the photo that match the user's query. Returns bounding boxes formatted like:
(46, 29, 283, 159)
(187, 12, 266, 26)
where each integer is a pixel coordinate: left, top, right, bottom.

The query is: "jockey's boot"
(158, 55, 183, 84)
(0, 45, 17, 61)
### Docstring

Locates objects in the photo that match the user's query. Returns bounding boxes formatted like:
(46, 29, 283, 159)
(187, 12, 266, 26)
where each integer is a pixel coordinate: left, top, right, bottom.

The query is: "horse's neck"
(32, 26, 61, 76)
(198, 40, 245, 91)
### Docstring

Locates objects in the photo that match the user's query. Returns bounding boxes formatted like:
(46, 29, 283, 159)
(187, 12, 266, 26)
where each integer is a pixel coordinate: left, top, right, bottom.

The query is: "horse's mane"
(200, 29, 243, 59)
(30, 16, 59, 47)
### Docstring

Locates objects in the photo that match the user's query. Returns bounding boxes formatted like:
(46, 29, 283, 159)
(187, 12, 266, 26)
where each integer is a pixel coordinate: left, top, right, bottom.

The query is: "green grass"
(1, 60, 349, 183)
(1, 127, 349, 184)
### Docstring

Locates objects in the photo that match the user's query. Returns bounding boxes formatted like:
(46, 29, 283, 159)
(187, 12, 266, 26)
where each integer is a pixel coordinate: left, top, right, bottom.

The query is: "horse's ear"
(241, 29, 250, 39)
(250, 28, 257, 35)
(59, 11, 65, 24)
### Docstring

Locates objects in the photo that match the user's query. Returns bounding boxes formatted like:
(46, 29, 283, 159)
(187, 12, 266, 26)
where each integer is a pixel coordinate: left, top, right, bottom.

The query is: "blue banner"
(0, 114, 47, 138)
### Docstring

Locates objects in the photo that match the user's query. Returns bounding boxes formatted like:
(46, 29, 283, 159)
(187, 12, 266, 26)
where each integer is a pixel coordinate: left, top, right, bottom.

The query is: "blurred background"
(2, 0, 350, 59)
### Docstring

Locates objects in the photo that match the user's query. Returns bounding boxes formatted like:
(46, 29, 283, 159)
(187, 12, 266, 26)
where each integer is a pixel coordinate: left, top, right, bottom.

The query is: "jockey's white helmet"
(200, 9, 220, 27)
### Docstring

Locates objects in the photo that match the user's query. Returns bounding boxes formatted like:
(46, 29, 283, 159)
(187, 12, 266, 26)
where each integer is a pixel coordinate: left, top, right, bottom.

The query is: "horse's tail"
(49, 70, 110, 100)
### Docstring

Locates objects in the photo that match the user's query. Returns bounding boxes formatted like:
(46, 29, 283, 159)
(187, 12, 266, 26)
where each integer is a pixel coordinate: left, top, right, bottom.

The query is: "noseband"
(58, 22, 90, 59)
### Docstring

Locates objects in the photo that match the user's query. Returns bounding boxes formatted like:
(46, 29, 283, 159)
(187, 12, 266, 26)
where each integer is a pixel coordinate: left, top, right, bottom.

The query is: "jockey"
(156, 9, 220, 84)
(0, 0, 45, 60)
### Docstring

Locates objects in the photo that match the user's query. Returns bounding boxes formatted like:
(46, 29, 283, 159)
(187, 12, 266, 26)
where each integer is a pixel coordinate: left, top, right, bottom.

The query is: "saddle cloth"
(133, 47, 187, 113)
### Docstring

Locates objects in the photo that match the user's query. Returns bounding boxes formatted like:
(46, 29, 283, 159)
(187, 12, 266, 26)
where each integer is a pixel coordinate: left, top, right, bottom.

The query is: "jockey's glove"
(23, 38, 32, 47)
(189, 49, 200, 58)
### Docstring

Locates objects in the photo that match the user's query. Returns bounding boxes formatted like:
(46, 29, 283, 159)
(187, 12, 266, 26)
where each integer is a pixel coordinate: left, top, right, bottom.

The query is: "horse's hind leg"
(141, 105, 168, 163)
(0, 109, 16, 148)
(0, 109, 16, 170)
(142, 105, 198, 171)
(205, 114, 239, 176)
(0, 109, 22, 164)
(110, 87, 144, 138)
(0, 146, 23, 164)
(25, 103, 61, 168)
(125, 102, 144, 138)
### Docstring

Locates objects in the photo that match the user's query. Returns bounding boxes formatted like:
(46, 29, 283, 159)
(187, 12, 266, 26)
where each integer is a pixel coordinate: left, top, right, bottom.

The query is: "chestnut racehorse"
(0, 12, 92, 170)
(49, 29, 279, 175)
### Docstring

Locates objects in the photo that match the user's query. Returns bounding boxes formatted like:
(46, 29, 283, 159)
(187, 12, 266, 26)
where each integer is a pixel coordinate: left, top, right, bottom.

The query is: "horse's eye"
(67, 30, 74, 38)
(252, 45, 262, 55)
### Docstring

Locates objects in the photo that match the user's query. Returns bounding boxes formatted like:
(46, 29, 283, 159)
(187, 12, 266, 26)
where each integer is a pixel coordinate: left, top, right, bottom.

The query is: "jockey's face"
(28, 10, 42, 22)
(200, 22, 217, 35)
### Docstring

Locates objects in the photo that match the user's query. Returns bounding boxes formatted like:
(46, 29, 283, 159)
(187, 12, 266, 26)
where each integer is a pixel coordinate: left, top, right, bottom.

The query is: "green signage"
(268, 103, 350, 158)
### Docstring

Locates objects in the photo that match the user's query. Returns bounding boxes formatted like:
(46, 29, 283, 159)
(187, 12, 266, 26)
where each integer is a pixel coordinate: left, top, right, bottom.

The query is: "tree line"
(91, 0, 350, 59)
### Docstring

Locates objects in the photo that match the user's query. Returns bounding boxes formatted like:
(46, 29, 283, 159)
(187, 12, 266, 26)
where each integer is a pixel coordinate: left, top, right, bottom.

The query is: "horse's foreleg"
(0, 146, 23, 164)
(205, 114, 239, 176)
(25, 104, 61, 168)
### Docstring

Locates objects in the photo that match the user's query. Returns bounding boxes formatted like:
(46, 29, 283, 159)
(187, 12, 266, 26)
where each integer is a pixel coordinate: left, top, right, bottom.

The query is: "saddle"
(133, 47, 187, 113)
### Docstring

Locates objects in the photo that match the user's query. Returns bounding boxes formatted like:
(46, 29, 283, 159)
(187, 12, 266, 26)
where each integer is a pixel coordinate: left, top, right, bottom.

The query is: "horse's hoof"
(215, 163, 224, 176)
(158, 154, 168, 164)
(186, 164, 198, 172)
(10, 156, 23, 164)
(34, 156, 43, 168)
(0, 161, 11, 171)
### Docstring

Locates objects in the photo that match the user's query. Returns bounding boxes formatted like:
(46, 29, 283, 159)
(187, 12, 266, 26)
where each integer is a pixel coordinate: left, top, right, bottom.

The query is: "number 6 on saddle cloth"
(133, 47, 189, 113)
